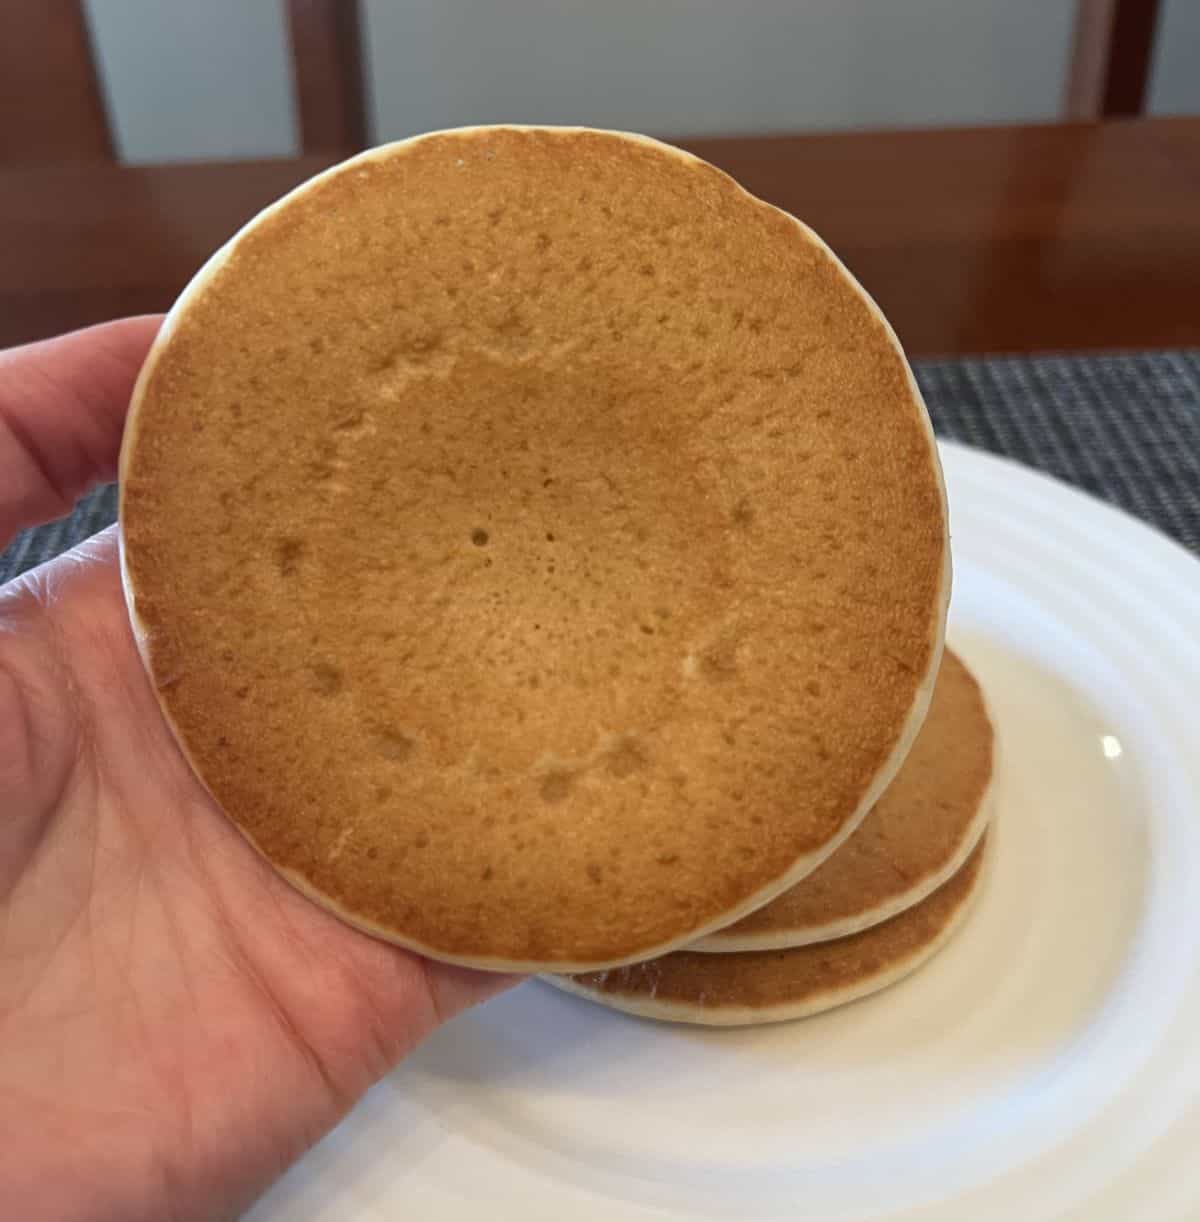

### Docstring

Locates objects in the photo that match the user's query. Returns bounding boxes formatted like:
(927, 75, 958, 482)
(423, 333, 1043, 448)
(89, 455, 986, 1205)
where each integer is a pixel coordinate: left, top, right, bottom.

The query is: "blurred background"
(1, 1, 1197, 357)
(5, 0, 1196, 164)
(1, 4, 1198, 602)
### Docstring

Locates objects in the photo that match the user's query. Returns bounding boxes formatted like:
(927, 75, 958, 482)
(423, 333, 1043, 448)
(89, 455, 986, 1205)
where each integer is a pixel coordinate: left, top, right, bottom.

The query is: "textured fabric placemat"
(2, 349, 1198, 585)
(919, 350, 1200, 555)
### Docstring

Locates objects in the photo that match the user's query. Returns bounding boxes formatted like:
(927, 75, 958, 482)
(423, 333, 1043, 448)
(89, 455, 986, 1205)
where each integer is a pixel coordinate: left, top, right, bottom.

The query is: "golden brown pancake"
(548, 832, 989, 1025)
(119, 126, 949, 971)
(692, 648, 993, 952)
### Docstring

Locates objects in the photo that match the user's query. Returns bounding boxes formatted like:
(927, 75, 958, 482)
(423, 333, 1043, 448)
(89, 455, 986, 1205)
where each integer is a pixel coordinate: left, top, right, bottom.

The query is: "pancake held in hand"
(119, 126, 949, 971)
(548, 834, 989, 1025)
(692, 648, 993, 952)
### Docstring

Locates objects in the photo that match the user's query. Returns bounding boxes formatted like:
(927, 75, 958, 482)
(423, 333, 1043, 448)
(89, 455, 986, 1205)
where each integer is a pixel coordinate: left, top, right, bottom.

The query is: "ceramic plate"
(249, 442, 1200, 1221)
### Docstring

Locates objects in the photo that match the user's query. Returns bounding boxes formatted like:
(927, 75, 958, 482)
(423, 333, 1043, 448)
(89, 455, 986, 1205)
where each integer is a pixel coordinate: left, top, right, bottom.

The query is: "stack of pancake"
(119, 126, 994, 1029)
(547, 647, 994, 1024)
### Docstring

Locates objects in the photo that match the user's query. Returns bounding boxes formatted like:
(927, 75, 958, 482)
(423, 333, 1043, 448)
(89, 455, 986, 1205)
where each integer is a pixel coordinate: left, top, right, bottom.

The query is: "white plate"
(249, 442, 1200, 1222)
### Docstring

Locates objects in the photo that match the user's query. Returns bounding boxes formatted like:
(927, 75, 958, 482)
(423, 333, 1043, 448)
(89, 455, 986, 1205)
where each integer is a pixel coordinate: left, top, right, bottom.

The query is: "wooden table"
(2, 118, 1197, 357)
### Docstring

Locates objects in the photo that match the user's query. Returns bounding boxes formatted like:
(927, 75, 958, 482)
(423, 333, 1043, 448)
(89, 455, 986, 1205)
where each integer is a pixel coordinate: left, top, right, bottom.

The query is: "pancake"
(691, 648, 994, 952)
(118, 126, 949, 972)
(547, 832, 990, 1025)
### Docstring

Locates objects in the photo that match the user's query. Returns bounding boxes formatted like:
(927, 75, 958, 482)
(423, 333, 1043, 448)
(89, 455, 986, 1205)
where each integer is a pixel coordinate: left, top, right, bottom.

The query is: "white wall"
(84, 0, 297, 163)
(1149, 0, 1200, 116)
(363, 0, 1078, 141)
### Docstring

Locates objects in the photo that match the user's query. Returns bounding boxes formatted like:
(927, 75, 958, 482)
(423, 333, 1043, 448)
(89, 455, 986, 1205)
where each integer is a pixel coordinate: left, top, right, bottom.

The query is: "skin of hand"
(0, 319, 519, 1222)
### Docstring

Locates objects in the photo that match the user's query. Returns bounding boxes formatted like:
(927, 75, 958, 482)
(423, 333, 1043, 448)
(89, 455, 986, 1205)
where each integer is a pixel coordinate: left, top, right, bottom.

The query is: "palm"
(0, 322, 512, 1222)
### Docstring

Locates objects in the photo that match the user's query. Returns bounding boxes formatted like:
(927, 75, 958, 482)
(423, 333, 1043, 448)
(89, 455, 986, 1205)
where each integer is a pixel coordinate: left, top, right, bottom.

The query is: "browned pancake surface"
(699, 648, 991, 947)
(121, 127, 947, 968)
(564, 835, 986, 1013)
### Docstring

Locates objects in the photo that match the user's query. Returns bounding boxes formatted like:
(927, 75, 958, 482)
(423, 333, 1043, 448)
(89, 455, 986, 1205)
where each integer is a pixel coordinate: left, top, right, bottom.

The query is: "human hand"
(0, 319, 517, 1222)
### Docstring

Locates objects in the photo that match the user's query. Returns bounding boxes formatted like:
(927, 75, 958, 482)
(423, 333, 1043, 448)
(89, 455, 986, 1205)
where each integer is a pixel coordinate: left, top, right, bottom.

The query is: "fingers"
(0, 316, 162, 552)
(0, 563, 82, 899)
(422, 961, 526, 1027)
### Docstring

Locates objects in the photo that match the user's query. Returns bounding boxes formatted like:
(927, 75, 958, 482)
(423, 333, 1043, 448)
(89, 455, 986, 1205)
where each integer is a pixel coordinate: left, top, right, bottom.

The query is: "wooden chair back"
(0, 0, 1164, 168)
(0, 0, 366, 166)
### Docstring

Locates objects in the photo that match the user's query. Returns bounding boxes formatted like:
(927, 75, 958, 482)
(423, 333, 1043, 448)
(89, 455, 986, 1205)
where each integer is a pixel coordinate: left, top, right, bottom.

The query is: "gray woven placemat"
(2, 349, 1198, 584)
(918, 350, 1200, 554)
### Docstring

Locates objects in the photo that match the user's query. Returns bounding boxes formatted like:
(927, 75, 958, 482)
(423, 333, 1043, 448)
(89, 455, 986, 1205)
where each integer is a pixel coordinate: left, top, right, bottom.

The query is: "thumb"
(0, 317, 163, 553)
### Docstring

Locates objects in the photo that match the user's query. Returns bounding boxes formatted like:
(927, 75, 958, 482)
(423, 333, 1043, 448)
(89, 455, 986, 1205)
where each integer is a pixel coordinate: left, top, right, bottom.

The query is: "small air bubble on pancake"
(805, 678, 822, 698)
(732, 499, 755, 527)
(333, 409, 367, 432)
(309, 662, 343, 696)
(700, 641, 738, 682)
(606, 738, 648, 778)
(539, 771, 574, 804)
(275, 536, 304, 577)
(471, 528, 489, 546)
(376, 729, 414, 762)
